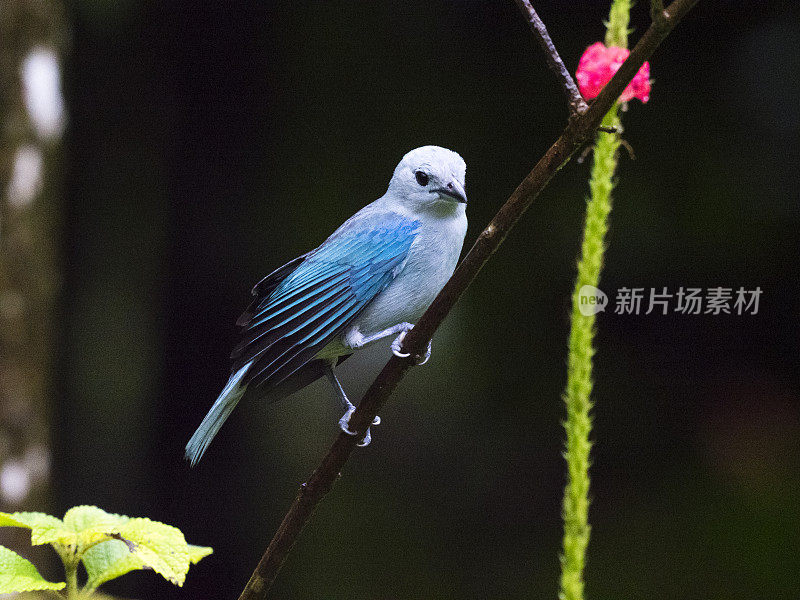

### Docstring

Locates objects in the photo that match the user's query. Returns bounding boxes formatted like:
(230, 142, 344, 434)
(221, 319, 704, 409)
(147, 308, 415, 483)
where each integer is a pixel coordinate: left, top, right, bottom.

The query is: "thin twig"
(650, 0, 667, 26)
(238, 0, 700, 597)
(619, 138, 636, 160)
(513, 0, 589, 115)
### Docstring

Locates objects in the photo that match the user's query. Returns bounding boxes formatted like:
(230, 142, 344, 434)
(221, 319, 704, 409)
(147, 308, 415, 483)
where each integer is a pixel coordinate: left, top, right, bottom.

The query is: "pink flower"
(576, 41, 651, 103)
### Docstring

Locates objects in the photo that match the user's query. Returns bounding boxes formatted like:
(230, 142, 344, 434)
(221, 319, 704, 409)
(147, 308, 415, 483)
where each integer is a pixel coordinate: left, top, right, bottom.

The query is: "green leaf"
(118, 518, 190, 586)
(2, 507, 205, 590)
(63, 505, 127, 533)
(83, 535, 212, 590)
(0, 545, 65, 592)
(188, 544, 213, 564)
(0, 511, 74, 546)
(0, 513, 28, 528)
(83, 538, 144, 590)
(63, 505, 129, 550)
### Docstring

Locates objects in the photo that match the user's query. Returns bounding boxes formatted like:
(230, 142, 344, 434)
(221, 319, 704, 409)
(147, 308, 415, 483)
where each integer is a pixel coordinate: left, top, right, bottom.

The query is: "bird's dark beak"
(436, 180, 467, 204)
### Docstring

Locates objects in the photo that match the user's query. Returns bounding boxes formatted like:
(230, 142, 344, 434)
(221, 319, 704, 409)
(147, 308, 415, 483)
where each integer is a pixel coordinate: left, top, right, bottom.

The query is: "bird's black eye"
(415, 171, 429, 186)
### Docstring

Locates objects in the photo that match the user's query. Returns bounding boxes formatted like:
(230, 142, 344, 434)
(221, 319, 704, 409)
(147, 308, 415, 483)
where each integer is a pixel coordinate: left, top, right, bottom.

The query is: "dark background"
(53, 1, 799, 598)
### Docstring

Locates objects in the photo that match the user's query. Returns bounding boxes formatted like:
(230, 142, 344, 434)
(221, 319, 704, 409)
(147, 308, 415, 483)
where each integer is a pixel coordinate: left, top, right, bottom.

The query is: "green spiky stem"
(559, 2, 630, 600)
(606, 0, 632, 48)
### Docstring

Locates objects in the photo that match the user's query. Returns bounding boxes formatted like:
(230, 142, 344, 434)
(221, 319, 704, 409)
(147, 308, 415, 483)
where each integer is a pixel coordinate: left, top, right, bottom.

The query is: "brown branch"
(238, 0, 699, 597)
(513, 0, 589, 115)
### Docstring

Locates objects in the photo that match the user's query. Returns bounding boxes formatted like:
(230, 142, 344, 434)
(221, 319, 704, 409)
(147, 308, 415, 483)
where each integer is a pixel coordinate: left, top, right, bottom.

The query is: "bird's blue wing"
(235, 251, 312, 327)
(231, 211, 421, 388)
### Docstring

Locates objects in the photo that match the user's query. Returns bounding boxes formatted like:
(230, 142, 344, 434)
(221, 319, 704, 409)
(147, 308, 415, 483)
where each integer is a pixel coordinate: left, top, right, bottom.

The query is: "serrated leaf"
(64, 505, 127, 533)
(0, 511, 74, 546)
(0, 513, 28, 528)
(118, 518, 190, 586)
(188, 544, 213, 564)
(64, 505, 129, 550)
(82, 538, 145, 590)
(0, 545, 65, 592)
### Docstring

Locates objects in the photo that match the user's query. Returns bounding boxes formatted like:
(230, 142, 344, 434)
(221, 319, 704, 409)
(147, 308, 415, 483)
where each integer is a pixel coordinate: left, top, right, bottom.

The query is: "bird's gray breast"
(343, 213, 467, 344)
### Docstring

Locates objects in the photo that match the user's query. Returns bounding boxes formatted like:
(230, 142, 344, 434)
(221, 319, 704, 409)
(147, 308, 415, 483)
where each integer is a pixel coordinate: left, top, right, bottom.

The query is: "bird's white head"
(385, 146, 467, 217)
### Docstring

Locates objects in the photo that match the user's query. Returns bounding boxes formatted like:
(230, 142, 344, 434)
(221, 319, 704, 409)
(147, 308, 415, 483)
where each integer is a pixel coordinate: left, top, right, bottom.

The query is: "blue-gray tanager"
(185, 146, 467, 465)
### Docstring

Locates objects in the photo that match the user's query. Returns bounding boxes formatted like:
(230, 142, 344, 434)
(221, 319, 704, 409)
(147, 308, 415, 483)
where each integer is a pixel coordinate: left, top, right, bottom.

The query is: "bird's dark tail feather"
(185, 362, 250, 467)
(185, 356, 353, 466)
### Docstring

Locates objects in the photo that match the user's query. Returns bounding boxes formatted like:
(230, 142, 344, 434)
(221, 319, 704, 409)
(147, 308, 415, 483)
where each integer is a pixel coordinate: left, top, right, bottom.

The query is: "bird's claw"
(391, 329, 411, 358)
(338, 405, 357, 435)
(357, 429, 372, 447)
(339, 405, 380, 446)
(391, 328, 432, 365)
(416, 342, 431, 365)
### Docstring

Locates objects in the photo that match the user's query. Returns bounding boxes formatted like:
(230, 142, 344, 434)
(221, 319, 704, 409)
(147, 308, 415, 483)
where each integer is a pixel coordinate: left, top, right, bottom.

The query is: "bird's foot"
(339, 405, 381, 447)
(391, 326, 432, 365)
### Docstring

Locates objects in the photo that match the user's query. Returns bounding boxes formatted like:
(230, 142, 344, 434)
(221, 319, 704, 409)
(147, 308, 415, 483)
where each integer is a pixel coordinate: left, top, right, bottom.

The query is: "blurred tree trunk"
(0, 0, 65, 537)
